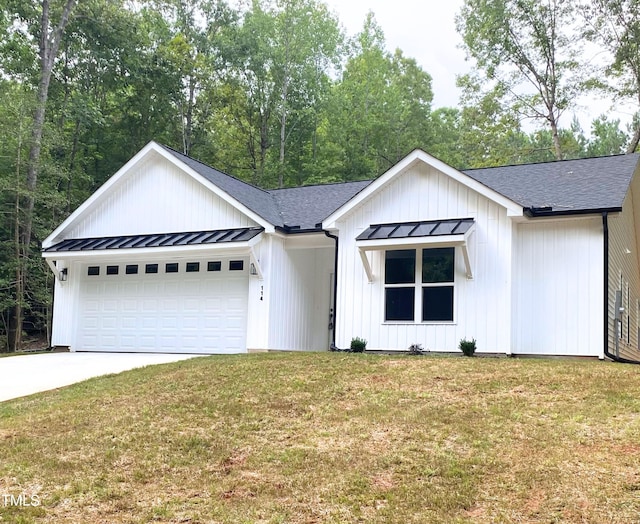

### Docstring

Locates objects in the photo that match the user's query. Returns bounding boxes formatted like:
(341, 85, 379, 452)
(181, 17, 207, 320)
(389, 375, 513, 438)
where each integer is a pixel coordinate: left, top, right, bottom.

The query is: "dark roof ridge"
(462, 152, 640, 172)
(268, 179, 373, 193)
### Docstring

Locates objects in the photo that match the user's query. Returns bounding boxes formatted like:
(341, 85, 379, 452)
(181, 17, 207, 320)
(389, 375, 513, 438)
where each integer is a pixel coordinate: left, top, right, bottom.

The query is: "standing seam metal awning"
(355, 218, 476, 282)
(42, 227, 266, 281)
(43, 227, 264, 252)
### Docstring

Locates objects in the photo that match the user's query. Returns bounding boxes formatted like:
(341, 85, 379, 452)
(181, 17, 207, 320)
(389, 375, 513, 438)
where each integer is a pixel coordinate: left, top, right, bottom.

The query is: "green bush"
(350, 337, 367, 353)
(459, 338, 477, 357)
(408, 343, 425, 355)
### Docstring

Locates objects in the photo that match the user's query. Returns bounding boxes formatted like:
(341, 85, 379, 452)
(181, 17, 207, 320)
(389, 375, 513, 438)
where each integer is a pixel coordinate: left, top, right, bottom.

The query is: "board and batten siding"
(67, 152, 258, 239)
(334, 162, 513, 353)
(607, 168, 640, 361)
(267, 236, 334, 351)
(512, 217, 603, 357)
(50, 260, 82, 348)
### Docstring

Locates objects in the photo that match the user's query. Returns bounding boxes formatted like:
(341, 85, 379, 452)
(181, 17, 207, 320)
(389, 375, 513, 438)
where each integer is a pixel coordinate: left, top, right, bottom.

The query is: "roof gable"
(42, 142, 275, 248)
(323, 150, 524, 229)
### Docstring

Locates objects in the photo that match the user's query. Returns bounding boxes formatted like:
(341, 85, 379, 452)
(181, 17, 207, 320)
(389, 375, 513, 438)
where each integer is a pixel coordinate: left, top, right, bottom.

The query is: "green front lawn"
(1, 352, 639, 523)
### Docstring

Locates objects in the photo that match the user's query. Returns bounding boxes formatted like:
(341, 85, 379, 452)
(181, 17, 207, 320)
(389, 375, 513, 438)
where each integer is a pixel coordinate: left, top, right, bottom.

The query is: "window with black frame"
(384, 247, 455, 322)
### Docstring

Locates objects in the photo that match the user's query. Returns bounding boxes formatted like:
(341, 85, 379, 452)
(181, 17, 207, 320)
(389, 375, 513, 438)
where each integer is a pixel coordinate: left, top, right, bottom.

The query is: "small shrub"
(350, 337, 367, 353)
(408, 343, 425, 355)
(459, 338, 477, 357)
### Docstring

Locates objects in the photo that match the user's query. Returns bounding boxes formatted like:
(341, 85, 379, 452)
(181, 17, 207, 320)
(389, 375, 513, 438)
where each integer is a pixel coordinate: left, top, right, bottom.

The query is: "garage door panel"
(77, 264, 248, 354)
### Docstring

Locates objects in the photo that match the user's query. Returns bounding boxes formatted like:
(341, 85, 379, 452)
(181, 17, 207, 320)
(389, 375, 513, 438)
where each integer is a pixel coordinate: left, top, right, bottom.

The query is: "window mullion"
(415, 248, 421, 323)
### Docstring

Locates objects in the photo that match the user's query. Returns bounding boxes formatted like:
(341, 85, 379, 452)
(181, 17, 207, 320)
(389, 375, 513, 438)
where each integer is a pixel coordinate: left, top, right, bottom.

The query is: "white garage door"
(76, 259, 249, 354)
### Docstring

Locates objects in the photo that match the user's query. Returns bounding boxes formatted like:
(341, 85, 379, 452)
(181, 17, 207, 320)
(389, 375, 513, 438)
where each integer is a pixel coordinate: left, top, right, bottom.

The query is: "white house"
(42, 141, 640, 362)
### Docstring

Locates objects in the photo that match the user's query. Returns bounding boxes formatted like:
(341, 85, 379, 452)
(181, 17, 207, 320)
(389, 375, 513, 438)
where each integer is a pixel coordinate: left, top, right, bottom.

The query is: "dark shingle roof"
(160, 145, 285, 227)
(270, 181, 371, 230)
(163, 144, 640, 229)
(463, 154, 640, 213)
(162, 144, 371, 230)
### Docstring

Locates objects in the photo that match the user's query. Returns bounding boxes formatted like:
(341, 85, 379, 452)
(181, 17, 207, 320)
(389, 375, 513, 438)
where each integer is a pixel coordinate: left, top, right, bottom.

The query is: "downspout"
(324, 230, 347, 351)
(602, 211, 640, 364)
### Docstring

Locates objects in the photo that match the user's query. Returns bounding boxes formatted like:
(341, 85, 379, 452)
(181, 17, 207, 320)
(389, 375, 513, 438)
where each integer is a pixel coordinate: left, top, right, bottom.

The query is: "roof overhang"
(356, 219, 476, 282)
(322, 150, 523, 230)
(42, 142, 274, 249)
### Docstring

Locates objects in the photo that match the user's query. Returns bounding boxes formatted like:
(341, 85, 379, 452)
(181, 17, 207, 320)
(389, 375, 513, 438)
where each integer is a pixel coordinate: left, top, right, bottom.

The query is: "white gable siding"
(334, 163, 513, 353)
(513, 218, 603, 357)
(267, 236, 334, 351)
(67, 152, 257, 239)
(608, 171, 640, 360)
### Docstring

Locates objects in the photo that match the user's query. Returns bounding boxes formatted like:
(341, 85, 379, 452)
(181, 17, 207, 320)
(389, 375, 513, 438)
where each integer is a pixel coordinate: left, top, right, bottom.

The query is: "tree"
(457, 0, 581, 160)
(324, 13, 434, 181)
(582, 0, 640, 152)
(1, 0, 78, 351)
(587, 115, 628, 156)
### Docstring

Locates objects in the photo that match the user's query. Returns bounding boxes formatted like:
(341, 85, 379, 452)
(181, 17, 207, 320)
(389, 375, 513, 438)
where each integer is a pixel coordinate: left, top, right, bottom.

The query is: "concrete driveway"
(0, 352, 201, 402)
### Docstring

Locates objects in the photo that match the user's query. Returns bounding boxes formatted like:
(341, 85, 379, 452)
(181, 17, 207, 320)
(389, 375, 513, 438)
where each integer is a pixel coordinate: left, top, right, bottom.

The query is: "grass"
(1, 352, 640, 523)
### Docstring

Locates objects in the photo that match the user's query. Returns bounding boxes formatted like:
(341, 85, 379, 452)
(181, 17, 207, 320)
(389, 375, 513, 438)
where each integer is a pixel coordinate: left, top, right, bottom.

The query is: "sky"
(323, 0, 633, 134)
(324, 0, 468, 109)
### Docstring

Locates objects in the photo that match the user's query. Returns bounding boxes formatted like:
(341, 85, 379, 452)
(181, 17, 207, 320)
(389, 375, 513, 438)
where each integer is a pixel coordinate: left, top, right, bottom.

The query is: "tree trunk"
(627, 123, 640, 154)
(550, 117, 563, 160)
(10, 0, 77, 352)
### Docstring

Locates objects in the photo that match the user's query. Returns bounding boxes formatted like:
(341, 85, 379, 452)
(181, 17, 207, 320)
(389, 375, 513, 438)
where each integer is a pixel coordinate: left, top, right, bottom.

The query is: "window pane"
(422, 286, 454, 321)
(145, 264, 158, 274)
(229, 260, 244, 271)
(125, 264, 138, 274)
(165, 263, 179, 273)
(106, 265, 119, 275)
(87, 266, 100, 276)
(186, 262, 200, 272)
(422, 247, 454, 283)
(385, 287, 415, 321)
(208, 261, 221, 272)
(385, 250, 416, 284)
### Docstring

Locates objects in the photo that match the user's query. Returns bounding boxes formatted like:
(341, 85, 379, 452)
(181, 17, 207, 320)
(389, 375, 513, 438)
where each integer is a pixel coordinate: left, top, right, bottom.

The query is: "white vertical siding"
(608, 171, 640, 360)
(334, 163, 512, 353)
(50, 260, 81, 349)
(66, 153, 257, 239)
(267, 237, 334, 350)
(513, 217, 603, 356)
(246, 238, 270, 350)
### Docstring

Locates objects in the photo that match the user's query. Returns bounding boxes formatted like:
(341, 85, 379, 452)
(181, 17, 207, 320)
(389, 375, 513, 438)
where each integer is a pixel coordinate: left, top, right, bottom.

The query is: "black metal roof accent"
(44, 227, 264, 253)
(356, 218, 474, 241)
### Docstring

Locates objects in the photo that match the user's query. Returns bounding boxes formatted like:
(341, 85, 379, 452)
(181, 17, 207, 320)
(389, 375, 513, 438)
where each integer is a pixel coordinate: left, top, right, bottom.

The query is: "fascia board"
(356, 235, 467, 251)
(322, 150, 523, 229)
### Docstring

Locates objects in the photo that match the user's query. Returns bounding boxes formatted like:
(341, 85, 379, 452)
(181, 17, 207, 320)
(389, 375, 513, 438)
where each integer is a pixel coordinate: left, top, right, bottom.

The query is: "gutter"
(324, 230, 347, 351)
(601, 211, 640, 365)
(525, 206, 622, 218)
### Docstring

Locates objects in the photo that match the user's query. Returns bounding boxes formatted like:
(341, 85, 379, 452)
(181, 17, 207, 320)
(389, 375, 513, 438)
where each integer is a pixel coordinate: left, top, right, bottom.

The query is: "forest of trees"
(1, 0, 640, 351)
